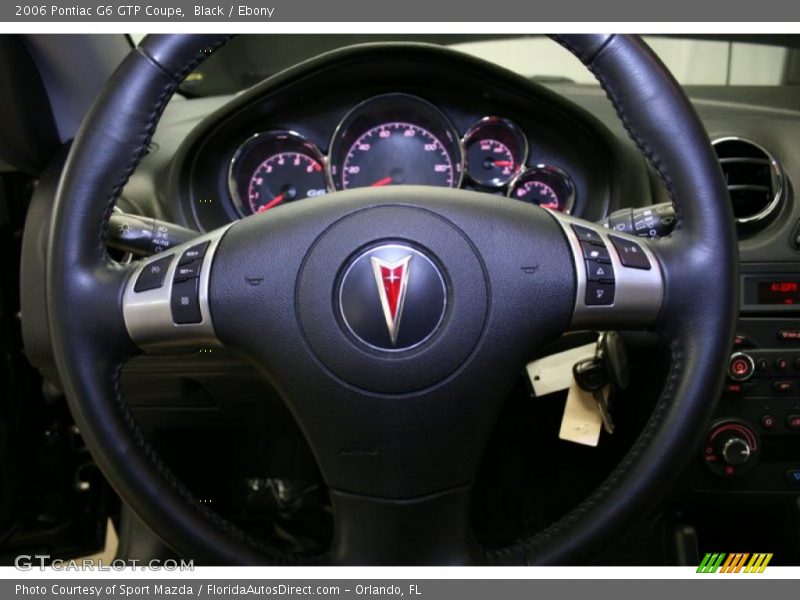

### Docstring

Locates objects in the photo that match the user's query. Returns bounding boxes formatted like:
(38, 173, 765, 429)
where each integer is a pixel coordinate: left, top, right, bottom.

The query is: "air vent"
(712, 137, 784, 227)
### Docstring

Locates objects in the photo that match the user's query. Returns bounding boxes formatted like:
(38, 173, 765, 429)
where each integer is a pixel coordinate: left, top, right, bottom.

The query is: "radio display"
(757, 280, 800, 305)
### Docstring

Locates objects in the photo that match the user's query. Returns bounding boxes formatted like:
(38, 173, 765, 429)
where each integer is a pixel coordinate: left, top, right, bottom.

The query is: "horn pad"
(297, 205, 488, 395)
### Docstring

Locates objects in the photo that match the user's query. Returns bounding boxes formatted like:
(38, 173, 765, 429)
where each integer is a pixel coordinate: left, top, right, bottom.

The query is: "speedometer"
(328, 94, 463, 191)
(341, 122, 455, 189)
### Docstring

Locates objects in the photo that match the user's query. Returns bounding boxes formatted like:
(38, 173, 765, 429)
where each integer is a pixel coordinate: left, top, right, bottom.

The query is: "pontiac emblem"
(370, 255, 412, 346)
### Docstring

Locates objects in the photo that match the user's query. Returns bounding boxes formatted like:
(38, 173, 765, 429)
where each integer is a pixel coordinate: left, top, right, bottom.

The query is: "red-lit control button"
(728, 353, 755, 382)
(761, 414, 776, 430)
(778, 330, 800, 341)
(773, 381, 794, 393)
(776, 357, 789, 371)
(787, 415, 800, 430)
(731, 360, 750, 376)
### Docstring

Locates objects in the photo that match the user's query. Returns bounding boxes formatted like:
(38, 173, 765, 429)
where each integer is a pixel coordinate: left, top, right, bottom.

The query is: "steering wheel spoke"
(122, 226, 230, 351)
(328, 485, 479, 565)
(46, 34, 737, 565)
(552, 214, 665, 332)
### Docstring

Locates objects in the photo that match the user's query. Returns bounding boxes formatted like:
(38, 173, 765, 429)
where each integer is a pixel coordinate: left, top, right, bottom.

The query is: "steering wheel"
(46, 34, 737, 565)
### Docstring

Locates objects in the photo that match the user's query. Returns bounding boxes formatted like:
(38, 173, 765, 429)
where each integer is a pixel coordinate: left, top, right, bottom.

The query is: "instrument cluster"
(227, 93, 575, 217)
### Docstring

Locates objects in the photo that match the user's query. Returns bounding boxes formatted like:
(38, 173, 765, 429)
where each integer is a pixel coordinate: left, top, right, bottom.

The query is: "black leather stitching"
(110, 362, 304, 563)
(552, 35, 684, 233)
(551, 33, 615, 66)
(96, 35, 695, 566)
(486, 337, 682, 565)
(484, 35, 692, 565)
(99, 35, 232, 258)
(100, 36, 310, 564)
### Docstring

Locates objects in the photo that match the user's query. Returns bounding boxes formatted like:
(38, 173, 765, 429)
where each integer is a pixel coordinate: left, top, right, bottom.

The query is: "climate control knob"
(721, 436, 751, 466)
(728, 352, 755, 382)
(703, 419, 759, 477)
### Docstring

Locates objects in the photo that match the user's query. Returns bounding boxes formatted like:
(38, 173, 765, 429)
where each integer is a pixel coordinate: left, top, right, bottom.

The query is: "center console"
(693, 265, 800, 492)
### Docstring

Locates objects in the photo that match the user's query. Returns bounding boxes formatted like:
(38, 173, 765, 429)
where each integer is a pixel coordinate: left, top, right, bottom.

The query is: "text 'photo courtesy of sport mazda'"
(2, 33, 800, 565)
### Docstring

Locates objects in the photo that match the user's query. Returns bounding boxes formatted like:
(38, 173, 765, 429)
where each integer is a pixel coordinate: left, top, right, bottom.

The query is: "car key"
(597, 331, 630, 395)
(572, 357, 615, 434)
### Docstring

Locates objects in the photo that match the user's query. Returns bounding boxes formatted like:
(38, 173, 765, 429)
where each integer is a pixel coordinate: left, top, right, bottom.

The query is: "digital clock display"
(757, 280, 800, 305)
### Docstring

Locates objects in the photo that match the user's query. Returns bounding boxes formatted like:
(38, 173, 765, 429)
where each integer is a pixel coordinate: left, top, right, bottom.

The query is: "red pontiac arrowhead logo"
(370, 255, 412, 346)
(338, 243, 446, 351)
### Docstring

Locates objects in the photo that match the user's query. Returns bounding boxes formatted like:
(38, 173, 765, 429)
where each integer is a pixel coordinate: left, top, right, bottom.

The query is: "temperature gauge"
(508, 165, 575, 213)
(463, 117, 527, 188)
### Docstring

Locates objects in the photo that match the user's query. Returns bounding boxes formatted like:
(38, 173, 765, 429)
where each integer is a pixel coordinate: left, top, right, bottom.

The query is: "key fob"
(572, 357, 608, 392)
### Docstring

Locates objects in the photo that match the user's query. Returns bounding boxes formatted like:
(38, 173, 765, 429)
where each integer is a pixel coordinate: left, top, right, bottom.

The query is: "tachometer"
(328, 94, 463, 191)
(247, 151, 326, 214)
(508, 165, 575, 213)
(228, 130, 327, 216)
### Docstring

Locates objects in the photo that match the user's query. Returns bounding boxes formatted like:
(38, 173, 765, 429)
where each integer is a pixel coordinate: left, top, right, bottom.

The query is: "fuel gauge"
(508, 165, 575, 214)
(463, 117, 527, 188)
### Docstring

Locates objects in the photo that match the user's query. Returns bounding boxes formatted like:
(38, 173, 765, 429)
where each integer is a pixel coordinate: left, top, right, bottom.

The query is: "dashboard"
(167, 44, 627, 233)
(17, 39, 800, 563)
(227, 93, 575, 216)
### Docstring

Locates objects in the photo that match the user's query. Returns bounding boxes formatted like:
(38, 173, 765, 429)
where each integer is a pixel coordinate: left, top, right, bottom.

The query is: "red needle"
(259, 193, 285, 212)
(493, 160, 514, 167)
(370, 176, 394, 187)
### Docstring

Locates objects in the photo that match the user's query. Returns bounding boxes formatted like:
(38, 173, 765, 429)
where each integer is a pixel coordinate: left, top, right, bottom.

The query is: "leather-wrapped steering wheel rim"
(46, 34, 737, 565)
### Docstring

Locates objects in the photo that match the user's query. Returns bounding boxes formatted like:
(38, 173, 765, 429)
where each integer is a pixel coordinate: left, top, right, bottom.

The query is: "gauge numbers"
(341, 122, 455, 190)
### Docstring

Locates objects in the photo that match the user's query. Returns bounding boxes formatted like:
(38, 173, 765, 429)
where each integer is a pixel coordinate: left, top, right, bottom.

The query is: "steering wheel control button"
(173, 259, 202, 282)
(555, 215, 663, 328)
(571, 224, 603, 244)
(775, 356, 789, 371)
(338, 244, 446, 351)
(179, 241, 209, 265)
(171, 278, 202, 324)
(760, 414, 776, 430)
(580, 241, 611, 263)
(609, 235, 651, 270)
(133, 255, 174, 292)
(586, 260, 615, 283)
(728, 352, 755, 381)
(585, 282, 615, 306)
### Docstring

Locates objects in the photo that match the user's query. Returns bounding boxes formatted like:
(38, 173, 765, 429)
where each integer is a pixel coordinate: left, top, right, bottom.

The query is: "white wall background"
(452, 36, 787, 85)
(129, 34, 788, 87)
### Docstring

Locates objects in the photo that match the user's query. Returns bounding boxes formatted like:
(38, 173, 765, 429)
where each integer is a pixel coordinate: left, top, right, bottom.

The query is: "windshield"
(129, 34, 799, 97)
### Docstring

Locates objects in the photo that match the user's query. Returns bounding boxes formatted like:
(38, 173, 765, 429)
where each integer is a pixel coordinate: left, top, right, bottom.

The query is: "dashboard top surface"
(117, 43, 800, 267)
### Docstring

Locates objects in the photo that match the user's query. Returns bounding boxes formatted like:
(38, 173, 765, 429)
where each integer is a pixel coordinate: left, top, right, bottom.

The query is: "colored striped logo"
(697, 553, 773, 573)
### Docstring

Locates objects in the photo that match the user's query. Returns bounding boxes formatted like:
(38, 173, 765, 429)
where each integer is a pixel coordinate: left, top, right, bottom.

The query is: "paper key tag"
(526, 343, 597, 397)
(558, 381, 608, 447)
